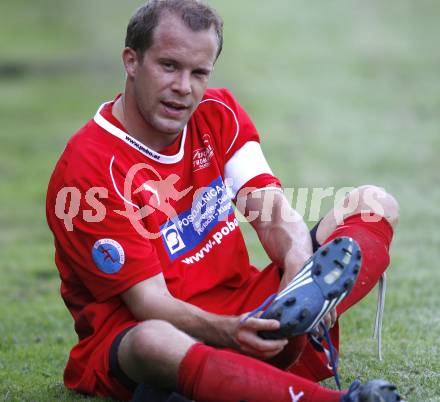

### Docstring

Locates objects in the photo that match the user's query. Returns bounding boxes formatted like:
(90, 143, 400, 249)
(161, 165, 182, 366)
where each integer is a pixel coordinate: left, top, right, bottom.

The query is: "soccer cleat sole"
(260, 236, 362, 339)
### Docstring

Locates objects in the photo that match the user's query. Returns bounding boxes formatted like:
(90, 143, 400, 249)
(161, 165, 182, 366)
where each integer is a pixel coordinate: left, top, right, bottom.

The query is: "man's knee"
(130, 320, 170, 358)
(354, 185, 399, 228)
(128, 320, 192, 363)
(119, 320, 195, 385)
(339, 185, 399, 227)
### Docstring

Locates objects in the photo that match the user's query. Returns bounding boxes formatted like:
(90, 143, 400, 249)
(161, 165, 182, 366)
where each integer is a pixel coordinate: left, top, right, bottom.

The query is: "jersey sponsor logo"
(160, 176, 234, 260)
(181, 218, 239, 264)
(162, 223, 186, 254)
(91, 239, 125, 274)
(192, 133, 214, 172)
(124, 135, 161, 161)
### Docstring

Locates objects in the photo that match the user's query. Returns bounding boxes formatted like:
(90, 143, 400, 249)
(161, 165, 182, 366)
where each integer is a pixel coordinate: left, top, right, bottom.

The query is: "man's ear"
(122, 48, 139, 78)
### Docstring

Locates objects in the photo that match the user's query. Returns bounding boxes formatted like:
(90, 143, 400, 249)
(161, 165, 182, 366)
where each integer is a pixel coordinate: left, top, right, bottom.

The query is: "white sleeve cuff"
(224, 141, 274, 199)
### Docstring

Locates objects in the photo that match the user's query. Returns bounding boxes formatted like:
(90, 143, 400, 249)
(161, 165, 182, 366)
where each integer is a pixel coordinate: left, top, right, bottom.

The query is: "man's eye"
(193, 70, 209, 78)
(162, 63, 176, 72)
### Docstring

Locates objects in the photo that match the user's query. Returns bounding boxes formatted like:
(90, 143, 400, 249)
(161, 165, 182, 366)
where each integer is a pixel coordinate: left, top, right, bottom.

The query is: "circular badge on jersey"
(92, 239, 125, 274)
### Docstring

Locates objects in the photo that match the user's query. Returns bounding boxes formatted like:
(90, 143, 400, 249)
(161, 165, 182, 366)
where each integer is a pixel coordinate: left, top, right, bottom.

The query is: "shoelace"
(320, 322, 342, 390)
(318, 273, 388, 391)
(244, 293, 343, 390)
(373, 273, 387, 361)
(241, 293, 277, 322)
(242, 271, 387, 389)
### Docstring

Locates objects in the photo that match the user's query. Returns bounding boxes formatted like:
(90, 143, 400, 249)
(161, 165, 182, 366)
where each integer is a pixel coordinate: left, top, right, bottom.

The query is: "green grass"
(1, 0, 439, 400)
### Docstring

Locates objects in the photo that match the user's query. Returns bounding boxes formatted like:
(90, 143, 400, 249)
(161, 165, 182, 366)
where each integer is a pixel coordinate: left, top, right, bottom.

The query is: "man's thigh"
(228, 263, 282, 315)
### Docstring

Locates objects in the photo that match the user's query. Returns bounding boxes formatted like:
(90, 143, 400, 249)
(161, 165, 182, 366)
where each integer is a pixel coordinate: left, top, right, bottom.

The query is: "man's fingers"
(312, 308, 338, 336)
(240, 341, 287, 358)
(240, 316, 280, 331)
(235, 315, 288, 359)
(237, 330, 288, 354)
(330, 308, 338, 327)
(322, 314, 331, 329)
(321, 308, 338, 329)
(241, 344, 286, 360)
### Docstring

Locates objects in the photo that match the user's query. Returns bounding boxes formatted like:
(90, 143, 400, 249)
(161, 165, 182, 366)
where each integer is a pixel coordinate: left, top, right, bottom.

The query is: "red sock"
(178, 343, 342, 402)
(322, 213, 394, 315)
(289, 213, 394, 382)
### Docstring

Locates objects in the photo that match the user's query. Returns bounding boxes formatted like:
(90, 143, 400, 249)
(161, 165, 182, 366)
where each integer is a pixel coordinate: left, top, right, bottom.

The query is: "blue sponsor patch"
(161, 176, 234, 260)
(92, 239, 125, 274)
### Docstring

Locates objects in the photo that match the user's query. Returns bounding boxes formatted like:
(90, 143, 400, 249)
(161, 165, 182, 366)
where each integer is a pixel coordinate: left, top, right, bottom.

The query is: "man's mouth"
(161, 101, 189, 111)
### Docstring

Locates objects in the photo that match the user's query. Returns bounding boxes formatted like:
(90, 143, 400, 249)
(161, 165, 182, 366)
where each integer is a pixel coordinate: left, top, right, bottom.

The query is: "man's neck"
(112, 94, 180, 152)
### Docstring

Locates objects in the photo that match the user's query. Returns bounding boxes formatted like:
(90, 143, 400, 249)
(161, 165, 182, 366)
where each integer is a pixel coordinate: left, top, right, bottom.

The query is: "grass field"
(1, 1, 439, 401)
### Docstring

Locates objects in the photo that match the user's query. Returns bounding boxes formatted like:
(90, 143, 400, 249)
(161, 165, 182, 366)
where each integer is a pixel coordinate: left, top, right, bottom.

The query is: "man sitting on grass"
(46, 1, 403, 401)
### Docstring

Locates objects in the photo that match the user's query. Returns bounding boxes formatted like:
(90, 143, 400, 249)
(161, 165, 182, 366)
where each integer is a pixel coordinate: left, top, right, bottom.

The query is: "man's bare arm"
(121, 273, 288, 359)
(238, 188, 337, 328)
(237, 189, 313, 290)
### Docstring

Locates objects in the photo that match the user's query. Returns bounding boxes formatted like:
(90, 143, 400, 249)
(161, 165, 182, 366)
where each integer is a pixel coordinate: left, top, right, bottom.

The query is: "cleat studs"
(284, 297, 296, 306)
(356, 250, 362, 260)
(313, 264, 322, 276)
(334, 238, 342, 244)
(283, 320, 299, 334)
(274, 310, 282, 320)
(298, 309, 309, 321)
(327, 290, 340, 299)
(353, 265, 360, 275)
(288, 320, 299, 328)
(321, 247, 329, 257)
(343, 279, 353, 289)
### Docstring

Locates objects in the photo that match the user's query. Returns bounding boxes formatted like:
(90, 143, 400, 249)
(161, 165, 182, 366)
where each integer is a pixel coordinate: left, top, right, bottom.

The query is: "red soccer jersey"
(46, 88, 281, 396)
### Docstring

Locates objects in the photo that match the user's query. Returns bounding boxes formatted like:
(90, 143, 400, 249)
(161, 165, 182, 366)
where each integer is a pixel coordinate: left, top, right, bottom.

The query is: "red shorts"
(64, 319, 137, 401)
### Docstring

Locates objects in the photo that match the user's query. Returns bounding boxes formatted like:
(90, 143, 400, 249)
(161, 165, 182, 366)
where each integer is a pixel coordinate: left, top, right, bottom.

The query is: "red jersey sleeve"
(198, 89, 280, 198)
(47, 143, 162, 303)
(201, 88, 261, 162)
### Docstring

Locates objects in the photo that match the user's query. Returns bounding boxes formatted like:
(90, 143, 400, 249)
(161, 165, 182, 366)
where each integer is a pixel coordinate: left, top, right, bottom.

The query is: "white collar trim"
(93, 101, 186, 164)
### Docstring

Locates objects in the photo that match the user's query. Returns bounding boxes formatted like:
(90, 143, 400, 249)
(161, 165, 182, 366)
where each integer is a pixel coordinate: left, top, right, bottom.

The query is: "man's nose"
(172, 71, 192, 96)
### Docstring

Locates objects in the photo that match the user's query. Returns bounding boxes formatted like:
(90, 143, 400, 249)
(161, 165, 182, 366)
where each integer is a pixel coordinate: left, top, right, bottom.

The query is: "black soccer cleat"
(260, 236, 362, 339)
(341, 380, 404, 402)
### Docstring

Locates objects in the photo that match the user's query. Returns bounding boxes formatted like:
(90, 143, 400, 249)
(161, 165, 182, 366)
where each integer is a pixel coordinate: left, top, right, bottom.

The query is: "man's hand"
(232, 314, 288, 360)
(323, 308, 338, 329)
(122, 275, 290, 353)
(312, 308, 338, 337)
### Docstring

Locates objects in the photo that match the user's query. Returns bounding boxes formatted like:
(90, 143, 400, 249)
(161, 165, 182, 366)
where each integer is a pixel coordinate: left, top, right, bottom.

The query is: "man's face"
(129, 12, 218, 140)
